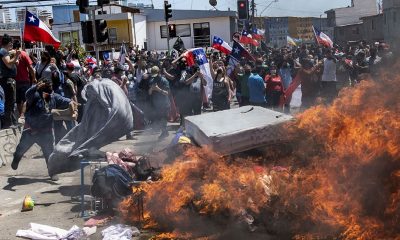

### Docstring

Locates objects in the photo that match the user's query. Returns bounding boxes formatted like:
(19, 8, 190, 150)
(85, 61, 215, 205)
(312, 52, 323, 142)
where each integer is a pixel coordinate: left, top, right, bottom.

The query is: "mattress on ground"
(185, 106, 294, 155)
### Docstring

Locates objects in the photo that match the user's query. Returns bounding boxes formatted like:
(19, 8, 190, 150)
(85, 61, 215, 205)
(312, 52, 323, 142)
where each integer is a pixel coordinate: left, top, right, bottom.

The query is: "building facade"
(382, 0, 400, 47)
(265, 17, 289, 47)
(143, 9, 236, 51)
(0, 9, 12, 24)
(361, 14, 384, 44)
(326, 0, 378, 27)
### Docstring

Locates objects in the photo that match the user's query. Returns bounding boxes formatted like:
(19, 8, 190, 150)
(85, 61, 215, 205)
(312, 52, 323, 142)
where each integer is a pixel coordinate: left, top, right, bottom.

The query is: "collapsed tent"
(47, 78, 134, 176)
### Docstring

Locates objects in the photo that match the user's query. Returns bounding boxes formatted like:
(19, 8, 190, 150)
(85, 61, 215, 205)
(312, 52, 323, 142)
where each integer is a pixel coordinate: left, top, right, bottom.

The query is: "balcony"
(85, 42, 134, 53)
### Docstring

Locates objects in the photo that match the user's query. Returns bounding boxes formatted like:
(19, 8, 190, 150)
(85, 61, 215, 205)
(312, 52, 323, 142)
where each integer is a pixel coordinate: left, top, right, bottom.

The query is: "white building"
(51, 5, 236, 54)
(326, 0, 378, 27)
(0, 9, 12, 24)
(142, 9, 236, 51)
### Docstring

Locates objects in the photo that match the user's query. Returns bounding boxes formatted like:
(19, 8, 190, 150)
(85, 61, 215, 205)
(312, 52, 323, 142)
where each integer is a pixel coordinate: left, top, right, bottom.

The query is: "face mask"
(244, 70, 251, 75)
(217, 69, 223, 75)
(270, 70, 277, 75)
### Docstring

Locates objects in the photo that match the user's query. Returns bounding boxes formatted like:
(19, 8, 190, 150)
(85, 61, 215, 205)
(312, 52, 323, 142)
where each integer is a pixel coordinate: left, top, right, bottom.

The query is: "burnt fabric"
(47, 79, 134, 176)
(91, 164, 133, 199)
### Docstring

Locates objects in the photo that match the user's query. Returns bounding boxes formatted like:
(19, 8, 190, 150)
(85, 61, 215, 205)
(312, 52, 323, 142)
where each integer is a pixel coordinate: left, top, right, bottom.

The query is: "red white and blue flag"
(183, 48, 213, 99)
(24, 11, 61, 48)
(227, 40, 255, 75)
(212, 36, 232, 55)
(252, 27, 264, 40)
(240, 29, 259, 46)
(312, 26, 333, 48)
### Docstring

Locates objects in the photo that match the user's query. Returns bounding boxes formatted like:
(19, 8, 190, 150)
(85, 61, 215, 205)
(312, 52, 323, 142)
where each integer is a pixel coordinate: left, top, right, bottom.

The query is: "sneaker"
(11, 160, 19, 170)
(50, 174, 59, 181)
(158, 131, 169, 140)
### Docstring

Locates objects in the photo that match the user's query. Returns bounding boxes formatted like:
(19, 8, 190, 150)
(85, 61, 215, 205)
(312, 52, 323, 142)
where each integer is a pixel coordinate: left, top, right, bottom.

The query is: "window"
(394, 10, 397, 23)
(73, 10, 80, 22)
(59, 31, 79, 44)
(339, 28, 344, 36)
(352, 27, 359, 35)
(372, 20, 374, 30)
(60, 32, 71, 43)
(384, 13, 387, 25)
(160, 24, 191, 38)
(193, 22, 210, 47)
(108, 28, 117, 43)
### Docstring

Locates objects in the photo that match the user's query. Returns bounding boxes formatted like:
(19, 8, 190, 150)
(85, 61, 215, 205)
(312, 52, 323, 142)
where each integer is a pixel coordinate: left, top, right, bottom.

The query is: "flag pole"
(312, 25, 320, 47)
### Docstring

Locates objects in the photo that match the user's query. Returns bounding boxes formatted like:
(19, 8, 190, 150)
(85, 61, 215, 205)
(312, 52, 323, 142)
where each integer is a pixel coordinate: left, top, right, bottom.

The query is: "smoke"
(120, 63, 400, 239)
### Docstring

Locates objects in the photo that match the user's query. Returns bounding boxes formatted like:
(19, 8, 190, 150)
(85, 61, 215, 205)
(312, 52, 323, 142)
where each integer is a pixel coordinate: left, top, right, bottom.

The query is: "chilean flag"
(24, 11, 61, 48)
(313, 26, 333, 48)
(252, 27, 264, 40)
(240, 29, 259, 46)
(212, 36, 232, 55)
(183, 48, 213, 99)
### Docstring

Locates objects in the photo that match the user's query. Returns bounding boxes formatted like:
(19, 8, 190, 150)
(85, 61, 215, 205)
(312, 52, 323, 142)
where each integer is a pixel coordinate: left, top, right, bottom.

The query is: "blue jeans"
(13, 128, 55, 166)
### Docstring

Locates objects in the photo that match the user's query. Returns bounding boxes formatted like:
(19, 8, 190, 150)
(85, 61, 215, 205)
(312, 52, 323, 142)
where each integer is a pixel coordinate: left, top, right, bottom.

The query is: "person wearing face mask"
(211, 66, 231, 112)
(35, 51, 60, 82)
(11, 79, 74, 181)
(265, 64, 284, 109)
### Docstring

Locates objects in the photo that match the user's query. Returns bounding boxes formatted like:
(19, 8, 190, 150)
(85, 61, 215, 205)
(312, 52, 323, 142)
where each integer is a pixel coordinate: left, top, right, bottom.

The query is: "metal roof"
(141, 9, 236, 22)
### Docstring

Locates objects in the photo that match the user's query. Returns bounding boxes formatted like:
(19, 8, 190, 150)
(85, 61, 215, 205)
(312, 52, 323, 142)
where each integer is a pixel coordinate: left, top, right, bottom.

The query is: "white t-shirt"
(321, 58, 337, 82)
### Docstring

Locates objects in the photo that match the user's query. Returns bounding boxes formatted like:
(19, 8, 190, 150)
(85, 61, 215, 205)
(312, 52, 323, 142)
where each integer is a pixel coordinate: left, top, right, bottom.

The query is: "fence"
(25, 47, 45, 59)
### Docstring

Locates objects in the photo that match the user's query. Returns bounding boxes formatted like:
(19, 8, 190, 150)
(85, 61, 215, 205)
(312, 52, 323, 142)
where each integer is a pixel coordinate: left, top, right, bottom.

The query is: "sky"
(149, 0, 353, 17)
(6, 0, 354, 20)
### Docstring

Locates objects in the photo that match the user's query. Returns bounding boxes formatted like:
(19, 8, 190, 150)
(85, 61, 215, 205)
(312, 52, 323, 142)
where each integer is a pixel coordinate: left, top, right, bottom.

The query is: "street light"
(259, 0, 278, 17)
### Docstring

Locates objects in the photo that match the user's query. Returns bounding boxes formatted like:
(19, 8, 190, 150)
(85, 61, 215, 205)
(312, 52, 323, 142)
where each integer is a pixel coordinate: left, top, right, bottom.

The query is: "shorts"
(16, 84, 30, 104)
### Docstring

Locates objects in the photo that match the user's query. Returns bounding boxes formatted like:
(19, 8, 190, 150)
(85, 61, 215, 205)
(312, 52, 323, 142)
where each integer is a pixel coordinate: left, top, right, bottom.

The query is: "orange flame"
(120, 70, 400, 239)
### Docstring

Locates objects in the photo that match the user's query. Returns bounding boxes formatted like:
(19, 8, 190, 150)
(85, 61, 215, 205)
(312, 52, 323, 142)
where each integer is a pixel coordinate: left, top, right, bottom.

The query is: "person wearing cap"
(11, 78, 74, 181)
(148, 66, 170, 139)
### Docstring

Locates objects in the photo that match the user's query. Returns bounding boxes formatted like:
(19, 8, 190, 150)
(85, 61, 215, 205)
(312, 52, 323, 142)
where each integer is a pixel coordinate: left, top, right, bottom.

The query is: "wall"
(362, 14, 384, 43)
(332, 0, 378, 26)
(107, 19, 134, 44)
(265, 17, 289, 47)
(146, 16, 232, 51)
(334, 23, 363, 46)
(52, 5, 86, 25)
(383, 6, 400, 47)
(133, 14, 147, 49)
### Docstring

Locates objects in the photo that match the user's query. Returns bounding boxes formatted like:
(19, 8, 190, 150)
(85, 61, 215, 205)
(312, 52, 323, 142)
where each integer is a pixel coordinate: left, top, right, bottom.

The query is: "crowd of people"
(0, 32, 394, 178)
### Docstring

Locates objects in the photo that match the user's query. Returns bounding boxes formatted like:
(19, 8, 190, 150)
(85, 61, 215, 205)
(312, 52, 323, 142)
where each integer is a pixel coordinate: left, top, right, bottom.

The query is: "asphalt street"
(0, 124, 178, 240)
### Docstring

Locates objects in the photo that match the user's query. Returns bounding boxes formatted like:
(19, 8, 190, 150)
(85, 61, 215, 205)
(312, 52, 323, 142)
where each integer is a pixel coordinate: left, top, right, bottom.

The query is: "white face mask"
(270, 70, 277, 75)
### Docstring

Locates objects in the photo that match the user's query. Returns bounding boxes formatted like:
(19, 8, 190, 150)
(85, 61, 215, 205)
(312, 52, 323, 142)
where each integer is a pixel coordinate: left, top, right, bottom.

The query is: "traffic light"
(81, 21, 93, 44)
(237, 0, 248, 20)
(168, 24, 176, 38)
(95, 19, 108, 42)
(76, 0, 88, 14)
(164, 1, 172, 22)
(97, 0, 110, 7)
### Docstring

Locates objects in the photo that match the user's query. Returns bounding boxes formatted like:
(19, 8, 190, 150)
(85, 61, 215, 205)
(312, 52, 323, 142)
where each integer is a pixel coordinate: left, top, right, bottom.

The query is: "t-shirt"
(15, 51, 33, 84)
(149, 76, 170, 109)
(321, 58, 337, 82)
(190, 77, 202, 94)
(0, 48, 17, 78)
(248, 73, 266, 103)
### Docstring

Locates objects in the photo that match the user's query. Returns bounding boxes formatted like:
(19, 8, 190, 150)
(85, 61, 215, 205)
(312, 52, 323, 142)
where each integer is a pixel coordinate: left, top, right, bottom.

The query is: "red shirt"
(15, 51, 33, 85)
(265, 75, 284, 93)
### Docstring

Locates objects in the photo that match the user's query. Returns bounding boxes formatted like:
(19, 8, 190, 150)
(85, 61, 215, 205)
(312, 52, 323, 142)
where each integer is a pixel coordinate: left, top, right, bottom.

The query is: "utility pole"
(251, 0, 255, 27)
(89, 7, 100, 62)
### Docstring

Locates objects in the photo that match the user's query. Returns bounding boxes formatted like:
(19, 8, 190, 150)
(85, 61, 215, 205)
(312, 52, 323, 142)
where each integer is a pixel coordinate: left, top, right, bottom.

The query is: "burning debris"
(120, 72, 400, 239)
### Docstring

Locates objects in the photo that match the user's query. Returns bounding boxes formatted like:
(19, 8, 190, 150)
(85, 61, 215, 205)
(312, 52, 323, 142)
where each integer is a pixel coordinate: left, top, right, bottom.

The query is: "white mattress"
(185, 106, 294, 155)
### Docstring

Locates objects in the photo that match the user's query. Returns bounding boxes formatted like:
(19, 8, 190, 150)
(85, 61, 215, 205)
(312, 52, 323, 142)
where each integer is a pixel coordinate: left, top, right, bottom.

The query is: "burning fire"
(120, 70, 400, 239)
